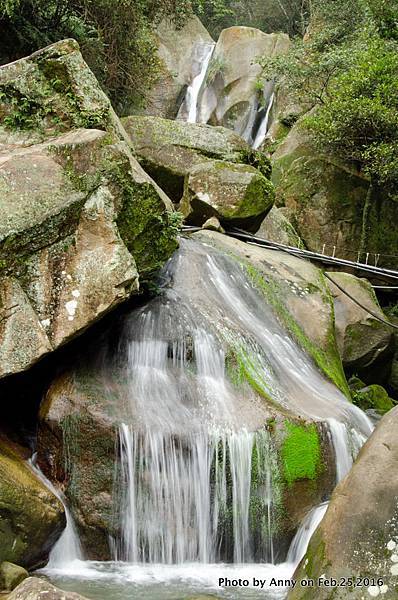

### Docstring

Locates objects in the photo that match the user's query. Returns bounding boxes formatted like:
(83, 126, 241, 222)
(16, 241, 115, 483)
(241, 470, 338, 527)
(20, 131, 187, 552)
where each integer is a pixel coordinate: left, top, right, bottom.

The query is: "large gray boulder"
(288, 406, 398, 600)
(0, 435, 65, 570)
(327, 272, 394, 379)
(0, 40, 179, 379)
(8, 577, 89, 600)
(271, 120, 398, 268)
(199, 27, 290, 137)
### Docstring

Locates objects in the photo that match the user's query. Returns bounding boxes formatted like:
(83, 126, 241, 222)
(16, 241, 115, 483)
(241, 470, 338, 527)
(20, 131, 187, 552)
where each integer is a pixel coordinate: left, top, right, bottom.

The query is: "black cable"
(181, 225, 398, 329)
(323, 273, 398, 331)
(181, 225, 398, 282)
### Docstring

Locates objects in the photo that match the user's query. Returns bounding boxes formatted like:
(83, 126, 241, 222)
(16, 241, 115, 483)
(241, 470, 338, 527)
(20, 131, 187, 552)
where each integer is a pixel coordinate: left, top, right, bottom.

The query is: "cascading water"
(29, 454, 83, 568)
(110, 238, 371, 566)
(252, 91, 275, 149)
(178, 42, 215, 123)
(41, 238, 373, 598)
(116, 427, 276, 565)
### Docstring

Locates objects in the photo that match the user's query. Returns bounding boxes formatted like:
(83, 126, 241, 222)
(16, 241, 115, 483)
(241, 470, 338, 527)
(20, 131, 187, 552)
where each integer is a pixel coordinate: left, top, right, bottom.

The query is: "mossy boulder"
(0, 562, 28, 592)
(255, 205, 303, 247)
(353, 384, 394, 416)
(0, 435, 65, 570)
(122, 115, 272, 206)
(0, 39, 123, 142)
(0, 41, 179, 379)
(327, 272, 394, 380)
(271, 120, 398, 268)
(8, 577, 89, 600)
(289, 406, 398, 600)
(275, 420, 334, 560)
(181, 160, 275, 231)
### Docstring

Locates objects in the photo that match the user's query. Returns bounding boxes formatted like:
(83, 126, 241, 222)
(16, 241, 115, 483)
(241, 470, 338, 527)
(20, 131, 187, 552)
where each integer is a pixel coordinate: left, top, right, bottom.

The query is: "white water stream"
(29, 454, 83, 568)
(40, 239, 373, 598)
(179, 42, 215, 123)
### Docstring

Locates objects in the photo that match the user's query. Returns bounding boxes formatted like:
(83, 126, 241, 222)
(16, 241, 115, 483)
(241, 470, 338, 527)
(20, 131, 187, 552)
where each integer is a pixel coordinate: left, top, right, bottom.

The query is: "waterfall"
(179, 42, 215, 123)
(108, 239, 371, 566)
(252, 92, 275, 149)
(40, 237, 374, 598)
(29, 454, 83, 567)
(286, 502, 328, 567)
(116, 426, 276, 565)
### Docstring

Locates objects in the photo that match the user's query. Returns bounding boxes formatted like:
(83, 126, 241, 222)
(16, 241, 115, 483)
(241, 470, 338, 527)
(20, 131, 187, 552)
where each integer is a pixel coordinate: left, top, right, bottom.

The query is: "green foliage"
(192, 0, 234, 37)
(306, 39, 398, 197)
(282, 422, 321, 486)
(260, 0, 398, 198)
(205, 55, 226, 84)
(192, 0, 312, 38)
(0, 0, 192, 114)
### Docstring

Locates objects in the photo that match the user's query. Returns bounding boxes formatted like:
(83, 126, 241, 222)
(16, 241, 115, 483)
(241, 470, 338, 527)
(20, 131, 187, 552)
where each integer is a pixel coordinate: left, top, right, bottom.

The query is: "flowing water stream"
(177, 42, 215, 123)
(40, 238, 372, 599)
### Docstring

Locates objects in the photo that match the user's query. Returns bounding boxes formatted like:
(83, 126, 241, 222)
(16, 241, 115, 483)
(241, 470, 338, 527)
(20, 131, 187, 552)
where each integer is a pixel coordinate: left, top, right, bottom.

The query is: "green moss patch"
(282, 422, 322, 486)
(352, 384, 394, 415)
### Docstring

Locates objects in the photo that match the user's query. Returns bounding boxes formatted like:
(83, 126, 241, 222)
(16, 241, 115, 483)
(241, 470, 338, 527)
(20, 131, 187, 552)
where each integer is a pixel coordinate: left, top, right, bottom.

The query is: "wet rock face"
(8, 577, 90, 600)
(0, 40, 179, 380)
(0, 436, 65, 569)
(37, 370, 118, 560)
(288, 407, 398, 600)
(326, 272, 394, 380)
(194, 230, 349, 396)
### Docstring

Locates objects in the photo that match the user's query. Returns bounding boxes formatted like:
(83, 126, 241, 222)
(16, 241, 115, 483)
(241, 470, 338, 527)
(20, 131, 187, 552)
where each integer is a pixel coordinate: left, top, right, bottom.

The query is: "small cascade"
(240, 82, 275, 148)
(179, 42, 215, 123)
(328, 418, 369, 483)
(48, 502, 83, 569)
(286, 502, 329, 568)
(252, 92, 275, 149)
(29, 454, 83, 567)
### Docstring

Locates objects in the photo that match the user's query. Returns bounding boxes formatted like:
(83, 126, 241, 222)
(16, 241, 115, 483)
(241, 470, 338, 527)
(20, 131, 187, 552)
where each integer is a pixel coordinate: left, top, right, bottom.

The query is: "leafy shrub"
(0, 0, 192, 114)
